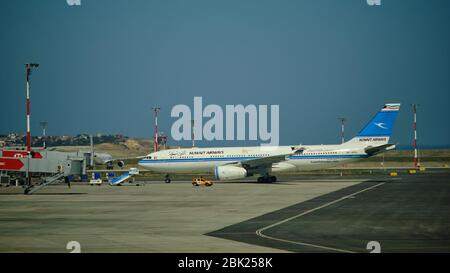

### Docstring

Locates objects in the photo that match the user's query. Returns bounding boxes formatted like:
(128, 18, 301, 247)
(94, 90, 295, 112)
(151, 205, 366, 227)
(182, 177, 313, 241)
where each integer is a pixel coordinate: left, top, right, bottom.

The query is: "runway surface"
(0, 172, 449, 252)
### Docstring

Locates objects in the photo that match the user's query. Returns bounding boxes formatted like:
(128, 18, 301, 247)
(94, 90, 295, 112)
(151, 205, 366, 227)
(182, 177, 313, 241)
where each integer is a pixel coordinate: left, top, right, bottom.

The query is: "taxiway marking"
(255, 182, 386, 253)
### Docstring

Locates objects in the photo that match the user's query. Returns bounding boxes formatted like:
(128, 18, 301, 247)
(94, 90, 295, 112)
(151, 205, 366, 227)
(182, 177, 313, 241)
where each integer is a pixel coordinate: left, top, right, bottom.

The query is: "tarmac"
(0, 171, 449, 253)
(210, 172, 450, 253)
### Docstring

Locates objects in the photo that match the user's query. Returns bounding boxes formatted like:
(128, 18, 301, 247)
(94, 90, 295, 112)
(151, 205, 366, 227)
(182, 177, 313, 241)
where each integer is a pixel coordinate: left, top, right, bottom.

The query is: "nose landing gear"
(164, 174, 171, 183)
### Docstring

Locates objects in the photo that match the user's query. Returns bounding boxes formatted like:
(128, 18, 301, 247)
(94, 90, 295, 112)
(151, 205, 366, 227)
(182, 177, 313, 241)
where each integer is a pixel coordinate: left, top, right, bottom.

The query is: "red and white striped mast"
(26, 65, 31, 152)
(25, 63, 39, 186)
(153, 107, 160, 152)
(412, 104, 420, 168)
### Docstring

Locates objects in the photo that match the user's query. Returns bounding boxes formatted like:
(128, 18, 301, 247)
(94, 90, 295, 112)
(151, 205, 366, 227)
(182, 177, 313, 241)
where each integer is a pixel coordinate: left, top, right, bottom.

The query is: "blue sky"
(1, 0, 449, 147)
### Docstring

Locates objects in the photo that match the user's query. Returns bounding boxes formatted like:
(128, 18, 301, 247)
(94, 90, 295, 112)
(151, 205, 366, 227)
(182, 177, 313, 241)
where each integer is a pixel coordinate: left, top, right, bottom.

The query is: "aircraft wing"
(365, 144, 396, 156)
(239, 154, 290, 169)
(232, 148, 305, 169)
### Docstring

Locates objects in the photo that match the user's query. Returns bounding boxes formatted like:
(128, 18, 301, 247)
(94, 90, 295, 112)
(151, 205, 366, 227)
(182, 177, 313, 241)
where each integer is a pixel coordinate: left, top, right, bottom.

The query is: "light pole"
(40, 121, 48, 149)
(152, 107, 160, 152)
(89, 134, 94, 169)
(338, 117, 346, 144)
(25, 63, 39, 188)
(337, 117, 346, 176)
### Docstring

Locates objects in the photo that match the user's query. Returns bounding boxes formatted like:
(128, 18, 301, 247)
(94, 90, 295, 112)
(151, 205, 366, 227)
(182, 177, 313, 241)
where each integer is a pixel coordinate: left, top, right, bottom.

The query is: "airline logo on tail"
(374, 122, 388, 130)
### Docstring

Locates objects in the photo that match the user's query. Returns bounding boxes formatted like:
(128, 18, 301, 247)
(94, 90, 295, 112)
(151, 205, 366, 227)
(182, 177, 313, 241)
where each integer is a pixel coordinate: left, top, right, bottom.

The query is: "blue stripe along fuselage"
(138, 154, 368, 164)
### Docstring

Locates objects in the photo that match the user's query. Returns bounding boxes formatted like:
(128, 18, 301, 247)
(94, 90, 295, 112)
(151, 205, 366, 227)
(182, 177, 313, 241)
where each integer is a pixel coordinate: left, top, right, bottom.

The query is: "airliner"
(138, 103, 400, 183)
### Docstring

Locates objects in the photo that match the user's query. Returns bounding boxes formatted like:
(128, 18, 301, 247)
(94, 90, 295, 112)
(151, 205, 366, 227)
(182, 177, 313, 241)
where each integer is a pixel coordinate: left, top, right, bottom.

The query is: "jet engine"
(117, 160, 125, 168)
(215, 165, 247, 180)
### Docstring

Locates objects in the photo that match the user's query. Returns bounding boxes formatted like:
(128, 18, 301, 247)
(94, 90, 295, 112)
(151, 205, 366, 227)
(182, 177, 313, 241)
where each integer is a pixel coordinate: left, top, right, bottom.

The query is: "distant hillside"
(52, 138, 178, 158)
(95, 139, 155, 157)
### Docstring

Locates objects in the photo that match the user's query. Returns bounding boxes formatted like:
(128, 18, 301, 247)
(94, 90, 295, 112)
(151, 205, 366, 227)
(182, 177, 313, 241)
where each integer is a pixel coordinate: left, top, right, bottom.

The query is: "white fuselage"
(138, 103, 399, 178)
(138, 144, 368, 174)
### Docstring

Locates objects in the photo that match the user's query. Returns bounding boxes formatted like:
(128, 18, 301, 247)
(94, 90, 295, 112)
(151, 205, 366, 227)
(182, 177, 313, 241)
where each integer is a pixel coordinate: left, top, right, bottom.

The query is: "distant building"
(8, 133, 18, 140)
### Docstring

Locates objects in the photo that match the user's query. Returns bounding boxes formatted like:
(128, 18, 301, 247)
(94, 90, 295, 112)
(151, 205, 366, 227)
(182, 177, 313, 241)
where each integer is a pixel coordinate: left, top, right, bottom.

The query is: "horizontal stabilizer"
(365, 144, 396, 156)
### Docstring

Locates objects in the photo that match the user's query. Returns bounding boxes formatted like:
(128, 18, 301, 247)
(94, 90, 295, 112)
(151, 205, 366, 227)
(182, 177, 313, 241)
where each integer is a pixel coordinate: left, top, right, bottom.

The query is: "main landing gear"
(257, 175, 277, 183)
(164, 174, 171, 183)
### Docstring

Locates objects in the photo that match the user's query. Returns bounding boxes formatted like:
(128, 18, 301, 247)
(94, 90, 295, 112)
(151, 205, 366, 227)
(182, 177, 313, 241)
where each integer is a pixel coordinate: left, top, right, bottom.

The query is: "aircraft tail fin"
(344, 103, 400, 147)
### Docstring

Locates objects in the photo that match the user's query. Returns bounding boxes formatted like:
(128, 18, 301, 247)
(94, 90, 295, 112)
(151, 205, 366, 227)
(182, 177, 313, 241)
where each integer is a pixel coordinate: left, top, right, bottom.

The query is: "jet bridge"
(0, 148, 88, 194)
